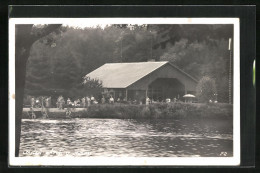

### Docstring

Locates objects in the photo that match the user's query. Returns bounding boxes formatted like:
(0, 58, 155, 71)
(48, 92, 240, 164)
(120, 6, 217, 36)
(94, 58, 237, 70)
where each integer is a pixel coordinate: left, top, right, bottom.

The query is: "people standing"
(35, 97, 40, 108)
(45, 97, 50, 108)
(61, 96, 65, 109)
(56, 96, 60, 108)
(90, 95, 95, 104)
(101, 96, 106, 104)
(76, 99, 80, 106)
(67, 98, 71, 106)
(57, 96, 65, 110)
(31, 97, 35, 108)
(86, 96, 90, 107)
(66, 99, 72, 118)
(81, 97, 86, 108)
(109, 95, 114, 104)
(146, 97, 150, 105)
(74, 99, 78, 107)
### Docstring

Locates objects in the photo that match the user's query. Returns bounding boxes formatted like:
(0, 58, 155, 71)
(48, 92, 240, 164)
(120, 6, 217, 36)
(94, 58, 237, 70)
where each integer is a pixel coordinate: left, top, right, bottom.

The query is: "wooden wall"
(127, 63, 198, 93)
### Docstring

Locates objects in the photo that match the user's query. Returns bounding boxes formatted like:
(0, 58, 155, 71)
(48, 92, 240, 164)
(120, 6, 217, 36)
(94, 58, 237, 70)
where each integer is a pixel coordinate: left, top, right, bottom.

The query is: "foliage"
(196, 76, 217, 103)
(82, 76, 103, 98)
(24, 24, 233, 103)
(159, 38, 230, 102)
(25, 42, 52, 96)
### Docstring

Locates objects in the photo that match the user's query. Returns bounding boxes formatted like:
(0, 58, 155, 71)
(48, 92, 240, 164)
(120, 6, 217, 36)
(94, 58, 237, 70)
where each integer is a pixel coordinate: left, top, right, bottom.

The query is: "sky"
(63, 23, 109, 29)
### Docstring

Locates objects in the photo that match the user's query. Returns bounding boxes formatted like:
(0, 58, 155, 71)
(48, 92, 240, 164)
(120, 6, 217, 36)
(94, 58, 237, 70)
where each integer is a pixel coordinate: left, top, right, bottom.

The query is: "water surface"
(20, 118, 233, 157)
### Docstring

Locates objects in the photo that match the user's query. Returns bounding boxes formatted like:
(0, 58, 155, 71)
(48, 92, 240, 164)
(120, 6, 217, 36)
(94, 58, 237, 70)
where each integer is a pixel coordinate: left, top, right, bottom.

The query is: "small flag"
(228, 38, 232, 50)
(253, 59, 255, 87)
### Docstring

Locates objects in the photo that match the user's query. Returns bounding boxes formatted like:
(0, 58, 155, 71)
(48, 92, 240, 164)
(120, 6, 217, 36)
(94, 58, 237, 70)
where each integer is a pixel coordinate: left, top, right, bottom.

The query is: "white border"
(9, 18, 240, 166)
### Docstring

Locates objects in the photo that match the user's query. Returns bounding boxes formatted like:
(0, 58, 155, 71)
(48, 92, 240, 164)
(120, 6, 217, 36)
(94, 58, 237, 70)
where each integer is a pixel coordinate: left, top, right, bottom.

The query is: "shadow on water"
(20, 118, 233, 157)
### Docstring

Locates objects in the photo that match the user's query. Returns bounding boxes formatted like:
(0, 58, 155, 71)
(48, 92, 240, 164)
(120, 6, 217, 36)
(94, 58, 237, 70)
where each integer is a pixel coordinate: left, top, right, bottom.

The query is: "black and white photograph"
(9, 18, 240, 166)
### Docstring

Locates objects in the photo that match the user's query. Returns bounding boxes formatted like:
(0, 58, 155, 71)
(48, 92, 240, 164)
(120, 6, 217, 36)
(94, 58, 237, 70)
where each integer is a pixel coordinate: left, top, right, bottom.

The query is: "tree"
(24, 42, 53, 96)
(149, 24, 233, 49)
(15, 24, 62, 156)
(196, 76, 217, 103)
(82, 76, 103, 99)
(113, 24, 158, 62)
(154, 25, 233, 102)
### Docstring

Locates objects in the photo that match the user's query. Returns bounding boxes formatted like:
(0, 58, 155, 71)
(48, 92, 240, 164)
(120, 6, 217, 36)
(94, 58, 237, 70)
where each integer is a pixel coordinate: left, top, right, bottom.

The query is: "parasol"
(183, 94, 196, 98)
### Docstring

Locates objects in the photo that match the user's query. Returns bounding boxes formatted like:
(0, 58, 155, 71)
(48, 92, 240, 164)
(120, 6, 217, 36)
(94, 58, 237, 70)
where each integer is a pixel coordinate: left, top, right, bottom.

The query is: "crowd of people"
(29, 95, 182, 109)
(30, 96, 52, 108)
(56, 95, 98, 109)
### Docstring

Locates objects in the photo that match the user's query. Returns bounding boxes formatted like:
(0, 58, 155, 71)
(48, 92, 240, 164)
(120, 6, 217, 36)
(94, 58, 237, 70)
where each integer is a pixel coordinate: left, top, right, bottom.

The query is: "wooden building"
(85, 61, 198, 103)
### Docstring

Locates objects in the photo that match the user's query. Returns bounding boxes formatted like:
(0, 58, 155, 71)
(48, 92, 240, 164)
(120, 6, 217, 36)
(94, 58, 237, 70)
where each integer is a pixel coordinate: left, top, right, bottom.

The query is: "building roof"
(85, 61, 197, 88)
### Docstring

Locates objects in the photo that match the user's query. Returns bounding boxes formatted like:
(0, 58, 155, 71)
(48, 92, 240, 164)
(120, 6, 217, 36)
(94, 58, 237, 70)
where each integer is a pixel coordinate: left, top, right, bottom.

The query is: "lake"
(19, 118, 233, 157)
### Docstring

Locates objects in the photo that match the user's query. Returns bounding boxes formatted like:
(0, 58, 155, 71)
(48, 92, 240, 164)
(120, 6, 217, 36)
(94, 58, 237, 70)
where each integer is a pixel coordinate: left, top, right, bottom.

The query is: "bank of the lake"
(22, 102, 233, 120)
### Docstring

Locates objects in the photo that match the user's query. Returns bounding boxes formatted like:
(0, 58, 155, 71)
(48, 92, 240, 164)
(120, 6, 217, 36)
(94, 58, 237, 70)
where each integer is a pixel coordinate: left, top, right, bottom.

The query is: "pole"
(228, 38, 232, 104)
(151, 33, 153, 59)
(121, 38, 122, 60)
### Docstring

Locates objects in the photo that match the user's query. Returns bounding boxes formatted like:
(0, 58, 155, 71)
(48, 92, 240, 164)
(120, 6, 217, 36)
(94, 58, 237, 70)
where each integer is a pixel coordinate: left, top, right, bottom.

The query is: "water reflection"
(20, 118, 233, 157)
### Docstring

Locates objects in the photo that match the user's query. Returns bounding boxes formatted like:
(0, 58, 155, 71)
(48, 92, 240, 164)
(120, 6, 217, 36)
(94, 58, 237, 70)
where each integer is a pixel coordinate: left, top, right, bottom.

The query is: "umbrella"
(183, 94, 196, 98)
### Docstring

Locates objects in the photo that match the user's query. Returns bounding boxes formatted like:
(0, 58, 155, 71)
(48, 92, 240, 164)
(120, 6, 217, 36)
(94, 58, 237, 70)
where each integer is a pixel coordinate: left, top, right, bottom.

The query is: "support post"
(125, 89, 128, 101)
(228, 38, 232, 104)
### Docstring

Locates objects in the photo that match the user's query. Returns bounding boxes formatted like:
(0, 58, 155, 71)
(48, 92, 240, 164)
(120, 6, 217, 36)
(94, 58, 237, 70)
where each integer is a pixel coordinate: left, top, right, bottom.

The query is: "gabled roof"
(85, 61, 168, 88)
(85, 61, 198, 88)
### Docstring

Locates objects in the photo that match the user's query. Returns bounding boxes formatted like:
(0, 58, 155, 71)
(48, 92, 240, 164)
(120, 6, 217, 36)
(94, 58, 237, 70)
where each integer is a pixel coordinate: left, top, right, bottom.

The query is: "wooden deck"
(23, 108, 87, 112)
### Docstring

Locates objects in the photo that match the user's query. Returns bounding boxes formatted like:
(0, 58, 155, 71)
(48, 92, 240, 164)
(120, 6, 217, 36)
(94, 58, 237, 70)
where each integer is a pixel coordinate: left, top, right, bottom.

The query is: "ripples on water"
(20, 118, 233, 157)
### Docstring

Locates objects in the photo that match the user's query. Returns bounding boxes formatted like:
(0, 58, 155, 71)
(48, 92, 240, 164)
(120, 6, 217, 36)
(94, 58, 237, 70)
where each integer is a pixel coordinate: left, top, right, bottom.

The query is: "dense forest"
(24, 24, 233, 103)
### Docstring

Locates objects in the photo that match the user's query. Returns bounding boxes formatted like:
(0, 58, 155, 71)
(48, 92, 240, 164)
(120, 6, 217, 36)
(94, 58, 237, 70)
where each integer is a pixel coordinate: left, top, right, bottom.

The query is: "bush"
(81, 102, 232, 119)
(196, 76, 217, 103)
(22, 102, 233, 119)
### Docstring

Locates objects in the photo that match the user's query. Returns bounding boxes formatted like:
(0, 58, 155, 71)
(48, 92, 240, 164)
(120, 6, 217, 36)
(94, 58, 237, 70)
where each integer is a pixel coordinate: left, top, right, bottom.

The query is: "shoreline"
(22, 102, 233, 120)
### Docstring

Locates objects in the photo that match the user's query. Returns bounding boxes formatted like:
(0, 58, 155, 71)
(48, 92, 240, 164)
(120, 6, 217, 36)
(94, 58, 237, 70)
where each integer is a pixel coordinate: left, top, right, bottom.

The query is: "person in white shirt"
(109, 96, 114, 104)
(90, 95, 95, 104)
(146, 97, 150, 105)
